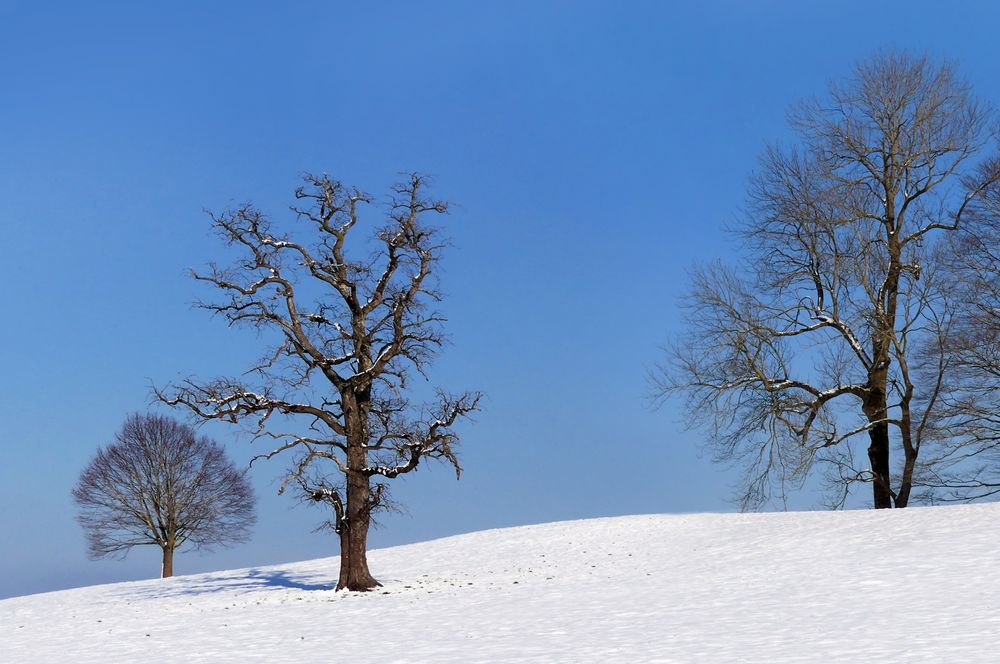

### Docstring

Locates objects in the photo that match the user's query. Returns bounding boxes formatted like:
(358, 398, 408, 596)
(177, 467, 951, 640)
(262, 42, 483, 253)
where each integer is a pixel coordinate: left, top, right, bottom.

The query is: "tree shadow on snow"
(245, 569, 334, 592)
(120, 568, 335, 599)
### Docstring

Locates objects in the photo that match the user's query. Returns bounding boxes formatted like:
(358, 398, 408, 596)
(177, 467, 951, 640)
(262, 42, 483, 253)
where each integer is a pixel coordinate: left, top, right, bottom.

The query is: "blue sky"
(2, 0, 1000, 598)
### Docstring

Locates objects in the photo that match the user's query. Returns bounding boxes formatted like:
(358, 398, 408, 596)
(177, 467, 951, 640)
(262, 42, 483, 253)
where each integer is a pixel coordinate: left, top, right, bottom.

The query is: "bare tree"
(157, 173, 481, 591)
(912, 186, 1000, 501)
(72, 413, 255, 578)
(653, 52, 1000, 509)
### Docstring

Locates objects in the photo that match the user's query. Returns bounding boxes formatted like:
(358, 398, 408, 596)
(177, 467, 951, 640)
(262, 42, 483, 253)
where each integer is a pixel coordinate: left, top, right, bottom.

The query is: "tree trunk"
(336, 389, 380, 591)
(866, 420, 894, 509)
(894, 393, 917, 508)
(894, 442, 916, 508)
(865, 293, 897, 509)
(161, 546, 174, 578)
(337, 523, 351, 590)
(864, 370, 895, 509)
(865, 183, 901, 510)
(335, 469, 380, 591)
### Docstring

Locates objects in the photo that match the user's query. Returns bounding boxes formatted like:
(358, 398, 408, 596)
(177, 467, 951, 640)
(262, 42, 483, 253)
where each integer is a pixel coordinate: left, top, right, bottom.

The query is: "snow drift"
(3, 503, 999, 662)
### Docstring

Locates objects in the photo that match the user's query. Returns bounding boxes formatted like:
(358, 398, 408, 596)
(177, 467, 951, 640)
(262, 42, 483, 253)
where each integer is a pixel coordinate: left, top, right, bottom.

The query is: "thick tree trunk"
(336, 469, 380, 591)
(866, 420, 894, 509)
(161, 546, 174, 578)
(336, 389, 380, 592)
(864, 368, 895, 509)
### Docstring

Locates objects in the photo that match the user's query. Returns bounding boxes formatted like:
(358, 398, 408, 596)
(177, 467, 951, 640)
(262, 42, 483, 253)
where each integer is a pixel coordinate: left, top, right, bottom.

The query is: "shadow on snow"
(119, 568, 335, 599)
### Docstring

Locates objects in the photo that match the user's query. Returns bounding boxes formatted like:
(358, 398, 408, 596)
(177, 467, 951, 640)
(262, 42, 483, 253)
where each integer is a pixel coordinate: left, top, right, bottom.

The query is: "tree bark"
(865, 365, 894, 509)
(895, 402, 917, 508)
(866, 419, 894, 509)
(335, 469, 379, 591)
(340, 482, 378, 590)
(867, 225, 902, 509)
(336, 390, 380, 591)
(895, 454, 914, 508)
(161, 546, 174, 578)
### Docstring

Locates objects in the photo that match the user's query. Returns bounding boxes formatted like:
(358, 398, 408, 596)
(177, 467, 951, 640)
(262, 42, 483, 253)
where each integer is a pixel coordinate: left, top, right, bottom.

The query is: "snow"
(4, 503, 1000, 662)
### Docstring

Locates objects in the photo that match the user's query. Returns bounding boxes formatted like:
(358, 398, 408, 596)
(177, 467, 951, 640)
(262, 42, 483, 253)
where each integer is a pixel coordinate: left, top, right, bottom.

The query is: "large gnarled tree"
(655, 52, 1000, 509)
(159, 173, 480, 590)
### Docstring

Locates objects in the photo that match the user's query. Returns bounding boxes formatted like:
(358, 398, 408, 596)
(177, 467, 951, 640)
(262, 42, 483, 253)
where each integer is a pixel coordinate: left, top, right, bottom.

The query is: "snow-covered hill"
(3, 504, 999, 663)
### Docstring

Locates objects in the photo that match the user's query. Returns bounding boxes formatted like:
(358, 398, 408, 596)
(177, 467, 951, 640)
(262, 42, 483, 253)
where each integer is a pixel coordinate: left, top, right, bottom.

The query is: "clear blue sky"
(2, 0, 999, 599)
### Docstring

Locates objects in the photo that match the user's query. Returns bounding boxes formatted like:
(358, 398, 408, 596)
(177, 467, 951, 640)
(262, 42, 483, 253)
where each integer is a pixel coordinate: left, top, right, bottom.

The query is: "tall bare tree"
(73, 413, 255, 578)
(654, 52, 1000, 509)
(158, 173, 481, 591)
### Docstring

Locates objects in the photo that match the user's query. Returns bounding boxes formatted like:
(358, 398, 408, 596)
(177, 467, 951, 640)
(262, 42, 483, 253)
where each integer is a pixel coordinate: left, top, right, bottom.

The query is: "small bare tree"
(654, 52, 1000, 509)
(73, 413, 255, 578)
(157, 172, 481, 591)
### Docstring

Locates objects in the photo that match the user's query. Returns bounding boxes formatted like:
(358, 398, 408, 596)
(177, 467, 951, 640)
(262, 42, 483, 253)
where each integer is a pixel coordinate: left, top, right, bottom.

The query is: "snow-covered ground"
(3, 503, 999, 663)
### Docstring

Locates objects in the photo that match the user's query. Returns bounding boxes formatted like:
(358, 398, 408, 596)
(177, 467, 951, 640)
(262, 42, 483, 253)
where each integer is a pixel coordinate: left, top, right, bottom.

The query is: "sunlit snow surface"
(4, 504, 1000, 662)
